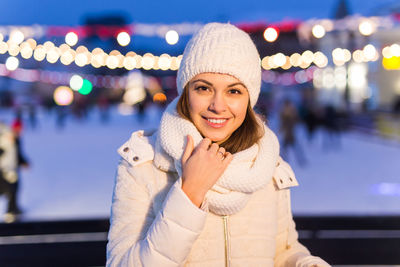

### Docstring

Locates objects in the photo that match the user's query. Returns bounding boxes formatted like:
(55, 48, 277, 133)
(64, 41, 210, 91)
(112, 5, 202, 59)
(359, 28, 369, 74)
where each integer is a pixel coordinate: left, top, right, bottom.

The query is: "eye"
(194, 85, 210, 92)
(228, 88, 242, 94)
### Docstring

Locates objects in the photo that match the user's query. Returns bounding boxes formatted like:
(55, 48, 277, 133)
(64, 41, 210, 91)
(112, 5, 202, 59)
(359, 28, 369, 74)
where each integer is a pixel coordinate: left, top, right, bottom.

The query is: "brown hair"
(177, 86, 264, 154)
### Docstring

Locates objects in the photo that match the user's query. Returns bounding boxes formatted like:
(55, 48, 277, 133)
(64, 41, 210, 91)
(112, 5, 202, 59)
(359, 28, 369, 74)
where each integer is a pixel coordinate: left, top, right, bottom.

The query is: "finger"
(217, 147, 225, 155)
(222, 152, 233, 165)
(209, 142, 219, 154)
(198, 138, 212, 150)
(181, 135, 194, 165)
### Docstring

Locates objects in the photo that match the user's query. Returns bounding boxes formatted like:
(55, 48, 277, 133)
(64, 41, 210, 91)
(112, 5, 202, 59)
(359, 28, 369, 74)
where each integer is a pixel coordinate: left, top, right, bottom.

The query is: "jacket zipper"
(222, 215, 230, 267)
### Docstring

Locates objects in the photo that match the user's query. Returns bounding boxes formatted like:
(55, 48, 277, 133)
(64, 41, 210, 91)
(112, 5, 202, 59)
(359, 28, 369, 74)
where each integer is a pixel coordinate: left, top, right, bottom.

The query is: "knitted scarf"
(153, 98, 280, 215)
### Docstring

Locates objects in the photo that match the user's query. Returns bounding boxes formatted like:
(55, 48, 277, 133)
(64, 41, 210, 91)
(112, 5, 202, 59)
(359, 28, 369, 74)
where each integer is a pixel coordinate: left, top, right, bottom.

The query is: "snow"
(0, 104, 399, 221)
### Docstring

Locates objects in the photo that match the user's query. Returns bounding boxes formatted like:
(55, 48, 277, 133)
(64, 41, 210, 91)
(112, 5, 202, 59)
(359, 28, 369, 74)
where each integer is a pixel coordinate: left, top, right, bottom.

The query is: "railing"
(0, 216, 399, 266)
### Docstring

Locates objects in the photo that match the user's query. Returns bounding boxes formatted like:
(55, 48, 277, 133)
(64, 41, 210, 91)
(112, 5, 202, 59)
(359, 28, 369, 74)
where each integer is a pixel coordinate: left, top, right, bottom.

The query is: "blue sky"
(0, 0, 398, 26)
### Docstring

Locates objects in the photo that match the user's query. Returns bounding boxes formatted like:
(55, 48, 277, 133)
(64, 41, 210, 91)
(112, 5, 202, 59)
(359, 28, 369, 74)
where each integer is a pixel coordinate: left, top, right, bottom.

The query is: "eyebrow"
(190, 79, 246, 88)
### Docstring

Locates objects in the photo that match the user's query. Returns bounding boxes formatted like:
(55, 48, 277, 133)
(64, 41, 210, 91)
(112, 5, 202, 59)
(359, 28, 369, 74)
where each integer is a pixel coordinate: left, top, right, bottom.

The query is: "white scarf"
(153, 98, 280, 215)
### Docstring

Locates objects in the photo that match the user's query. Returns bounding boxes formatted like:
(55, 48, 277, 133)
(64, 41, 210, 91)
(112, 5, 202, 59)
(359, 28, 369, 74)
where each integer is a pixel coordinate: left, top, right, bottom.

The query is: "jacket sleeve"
(273, 158, 331, 267)
(106, 159, 208, 267)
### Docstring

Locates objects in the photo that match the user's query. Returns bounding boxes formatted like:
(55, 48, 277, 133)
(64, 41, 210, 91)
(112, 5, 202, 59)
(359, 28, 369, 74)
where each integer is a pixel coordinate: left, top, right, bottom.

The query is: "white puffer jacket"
(106, 131, 330, 267)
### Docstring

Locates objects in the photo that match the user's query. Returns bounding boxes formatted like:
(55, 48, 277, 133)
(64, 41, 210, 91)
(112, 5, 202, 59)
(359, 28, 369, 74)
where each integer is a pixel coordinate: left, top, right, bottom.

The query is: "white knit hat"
(177, 22, 262, 107)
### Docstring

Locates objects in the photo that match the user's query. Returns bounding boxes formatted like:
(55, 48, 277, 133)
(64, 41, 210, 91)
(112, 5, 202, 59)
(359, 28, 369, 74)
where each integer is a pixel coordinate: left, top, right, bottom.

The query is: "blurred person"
(107, 23, 329, 267)
(0, 121, 19, 222)
(280, 98, 307, 166)
(9, 111, 30, 216)
(322, 105, 341, 150)
(298, 89, 319, 143)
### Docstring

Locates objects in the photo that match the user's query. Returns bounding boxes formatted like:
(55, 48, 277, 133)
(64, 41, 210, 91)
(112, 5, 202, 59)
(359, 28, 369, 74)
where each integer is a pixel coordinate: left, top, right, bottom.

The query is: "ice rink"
(0, 104, 399, 221)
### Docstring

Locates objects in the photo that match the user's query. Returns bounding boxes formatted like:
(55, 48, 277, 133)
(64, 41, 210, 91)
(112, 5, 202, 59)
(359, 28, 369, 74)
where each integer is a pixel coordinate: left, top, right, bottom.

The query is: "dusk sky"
(0, 0, 398, 26)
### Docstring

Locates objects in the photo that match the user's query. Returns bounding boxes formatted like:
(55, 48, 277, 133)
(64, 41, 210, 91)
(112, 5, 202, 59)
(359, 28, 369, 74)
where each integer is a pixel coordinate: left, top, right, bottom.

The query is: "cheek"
(229, 101, 248, 121)
(188, 95, 203, 118)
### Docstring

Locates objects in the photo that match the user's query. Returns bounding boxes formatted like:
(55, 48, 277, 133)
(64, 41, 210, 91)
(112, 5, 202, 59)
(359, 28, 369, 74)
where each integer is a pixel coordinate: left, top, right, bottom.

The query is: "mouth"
(202, 116, 229, 128)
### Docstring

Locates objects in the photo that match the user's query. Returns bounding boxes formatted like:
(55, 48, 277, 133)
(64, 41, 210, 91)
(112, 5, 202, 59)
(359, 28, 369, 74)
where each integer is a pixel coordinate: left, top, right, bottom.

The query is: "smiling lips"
(203, 116, 229, 128)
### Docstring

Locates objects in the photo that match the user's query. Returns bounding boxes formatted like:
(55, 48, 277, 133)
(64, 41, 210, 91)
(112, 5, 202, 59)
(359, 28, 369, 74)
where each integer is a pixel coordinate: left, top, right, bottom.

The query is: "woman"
(107, 23, 330, 267)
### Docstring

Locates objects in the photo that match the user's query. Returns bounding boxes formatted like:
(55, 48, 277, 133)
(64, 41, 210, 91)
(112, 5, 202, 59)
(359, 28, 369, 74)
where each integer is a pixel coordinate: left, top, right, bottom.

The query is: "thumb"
(181, 135, 194, 165)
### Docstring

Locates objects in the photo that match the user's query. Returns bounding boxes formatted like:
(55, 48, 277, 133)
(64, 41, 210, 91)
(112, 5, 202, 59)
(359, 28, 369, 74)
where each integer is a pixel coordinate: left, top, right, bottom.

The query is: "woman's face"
(187, 73, 249, 144)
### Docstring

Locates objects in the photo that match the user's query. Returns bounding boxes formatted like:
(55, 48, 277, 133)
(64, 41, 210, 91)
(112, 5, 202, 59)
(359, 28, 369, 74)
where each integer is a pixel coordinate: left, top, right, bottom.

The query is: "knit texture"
(177, 22, 262, 107)
(154, 98, 280, 215)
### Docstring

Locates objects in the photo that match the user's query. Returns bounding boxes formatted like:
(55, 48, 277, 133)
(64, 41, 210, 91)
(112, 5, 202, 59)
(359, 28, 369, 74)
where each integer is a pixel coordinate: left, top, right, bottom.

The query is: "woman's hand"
(181, 135, 233, 207)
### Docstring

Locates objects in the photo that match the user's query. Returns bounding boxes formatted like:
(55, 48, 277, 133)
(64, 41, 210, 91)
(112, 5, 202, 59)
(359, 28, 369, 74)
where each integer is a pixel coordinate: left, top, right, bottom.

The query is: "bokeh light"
(117, 32, 131, 46)
(165, 30, 179, 45)
(5, 56, 19, 71)
(70, 75, 84, 91)
(359, 20, 375, 36)
(53, 86, 74, 106)
(78, 79, 93, 95)
(65, 32, 78, 46)
(263, 27, 279, 42)
(312, 24, 326, 38)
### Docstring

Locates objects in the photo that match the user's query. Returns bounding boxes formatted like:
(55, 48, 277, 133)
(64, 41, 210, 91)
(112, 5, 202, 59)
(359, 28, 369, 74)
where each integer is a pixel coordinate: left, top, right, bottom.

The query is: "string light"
(263, 27, 279, 42)
(5, 56, 19, 71)
(117, 32, 131, 46)
(312, 24, 325, 38)
(65, 32, 78, 46)
(165, 30, 179, 45)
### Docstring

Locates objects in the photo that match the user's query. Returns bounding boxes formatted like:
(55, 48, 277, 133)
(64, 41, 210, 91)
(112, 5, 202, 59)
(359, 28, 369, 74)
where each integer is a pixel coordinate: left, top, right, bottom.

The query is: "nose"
(208, 93, 227, 113)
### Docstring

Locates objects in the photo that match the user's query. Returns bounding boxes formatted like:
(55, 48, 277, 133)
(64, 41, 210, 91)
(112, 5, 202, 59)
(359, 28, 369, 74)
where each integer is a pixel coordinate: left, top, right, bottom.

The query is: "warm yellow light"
(123, 87, 146, 105)
(135, 55, 143, 69)
(60, 50, 74, 65)
(123, 56, 136, 70)
(382, 56, 400, 70)
(7, 43, 20, 56)
(65, 32, 78, 46)
(170, 57, 179, 71)
(54, 86, 74, 106)
(363, 44, 377, 61)
(312, 24, 325, 38)
(33, 45, 46, 61)
(263, 27, 278, 42)
(26, 38, 37, 49)
(382, 46, 391, 58)
(273, 53, 286, 67)
(359, 20, 375, 36)
(261, 57, 270, 70)
(158, 53, 171, 70)
(91, 53, 105, 68)
(9, 30, 24, 44)
(76, 45, 88, 54)
(5, 56, 19, 71)
(20, 46, 33, 59)
(289, 53, 302, 67)
(59, 43, 70, 53)
(390, 44, 400, 57)
(75, 53, 88, 67)
(301, 50, 314, 64)
(106, 55, 119, 69)
(281, 56, 292, 70)
(299, 60, 311, 69)
(332, 48, 345, 66)
(165, 30, 179, 45)
(142, 53, 155, 70)
(43, 41, 55, 51)
(46, 48, 60, 63)
(153, 92, 167, 103)
(0, 42, 7, 54)
(313, 51, 328, 68)
(92, 47, 104, 55)
(117, 32, 131, 46)
(353, 50, 364, 63)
